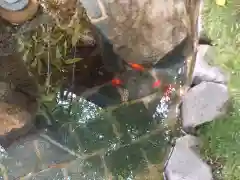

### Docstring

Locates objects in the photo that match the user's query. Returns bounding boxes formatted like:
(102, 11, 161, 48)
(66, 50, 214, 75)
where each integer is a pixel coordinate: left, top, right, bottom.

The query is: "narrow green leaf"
(23, 49, 29, 61)
(51, 34, 64, 45)
(44, 73, 51, 90)
(51, 59, 62, 71)
(56, 46, 62, 59)
(64, 58, 82, 64)
(31, 58, 38, 68)
(72, 34, 80, 47)
(64, 40, 68, 57)
(71, 23, 82, 46)
(41, 93, 56, 102)
(35, 44, 45, 56)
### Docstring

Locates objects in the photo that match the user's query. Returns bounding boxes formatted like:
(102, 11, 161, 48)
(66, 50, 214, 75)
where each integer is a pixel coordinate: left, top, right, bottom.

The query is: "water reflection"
(0, 48, 185, 180)
(58, 92, 102, 124)
(34, 82, 178, 179)
(0, 59, 184, 179)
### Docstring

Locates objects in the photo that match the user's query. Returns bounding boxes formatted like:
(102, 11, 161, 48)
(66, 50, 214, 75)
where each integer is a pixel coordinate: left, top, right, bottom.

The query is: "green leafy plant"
(17, 0, 95, 103)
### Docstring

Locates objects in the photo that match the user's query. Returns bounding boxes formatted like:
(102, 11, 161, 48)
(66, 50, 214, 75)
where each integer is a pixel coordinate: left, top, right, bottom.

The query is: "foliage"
(17, 0, 95, 103)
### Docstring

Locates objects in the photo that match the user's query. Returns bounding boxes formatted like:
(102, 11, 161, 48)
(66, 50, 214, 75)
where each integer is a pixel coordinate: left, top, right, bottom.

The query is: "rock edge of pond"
(165, 44, 229, 180)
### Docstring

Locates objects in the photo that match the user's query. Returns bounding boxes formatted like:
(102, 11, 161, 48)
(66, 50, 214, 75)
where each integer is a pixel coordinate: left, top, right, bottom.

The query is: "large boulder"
(80, 0, 200, 66)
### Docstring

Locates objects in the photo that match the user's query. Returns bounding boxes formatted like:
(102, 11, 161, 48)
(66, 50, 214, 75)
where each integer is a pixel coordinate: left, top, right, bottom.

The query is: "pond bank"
(197, 0, 240, 179)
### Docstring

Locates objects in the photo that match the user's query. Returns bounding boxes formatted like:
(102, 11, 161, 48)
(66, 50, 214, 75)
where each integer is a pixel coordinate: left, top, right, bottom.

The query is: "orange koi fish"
(152, 80, 161, 88)
(128, 63, 145, 71)
(111, 78, 123, 87)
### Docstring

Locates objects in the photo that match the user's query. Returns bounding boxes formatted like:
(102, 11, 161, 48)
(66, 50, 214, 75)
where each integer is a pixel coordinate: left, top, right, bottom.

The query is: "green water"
(32, 85, 182, 179)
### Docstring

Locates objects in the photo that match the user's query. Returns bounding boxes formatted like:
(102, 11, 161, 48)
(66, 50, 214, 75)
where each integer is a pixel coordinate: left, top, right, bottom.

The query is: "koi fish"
(128, 63, 145, 71)
(152, 80, 161, 88)
(111, 78, 123, 86)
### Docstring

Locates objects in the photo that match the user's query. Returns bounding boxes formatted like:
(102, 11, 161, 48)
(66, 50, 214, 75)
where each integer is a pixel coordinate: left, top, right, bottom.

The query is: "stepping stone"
(192, 45, 229, 85)
(181, 82, 229, 129)
(165, 135, 213, 180)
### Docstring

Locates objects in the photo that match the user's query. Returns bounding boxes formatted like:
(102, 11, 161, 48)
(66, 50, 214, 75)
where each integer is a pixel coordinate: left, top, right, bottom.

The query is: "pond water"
(35, 88, 181, 179)
(0, 62, 186, 180)
(32, 45, 187, 179)
(0, 0, 199, 179)
(0, 29, 185, 180)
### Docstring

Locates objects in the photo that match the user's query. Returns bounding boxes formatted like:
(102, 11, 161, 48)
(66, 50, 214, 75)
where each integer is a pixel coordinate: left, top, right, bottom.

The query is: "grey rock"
(0, 0, 28, 11)
(165, 135, 213, 180)
(1, 132, 76, 179)
(192, 45, 229, 85)
(181, 82, 229, 129)
(80, 0, 103, 19)
(80, 0, 191, 65)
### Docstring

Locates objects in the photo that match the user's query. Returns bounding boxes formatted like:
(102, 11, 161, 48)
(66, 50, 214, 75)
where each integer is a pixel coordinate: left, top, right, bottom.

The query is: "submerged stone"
(1, 132, 76, 179)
